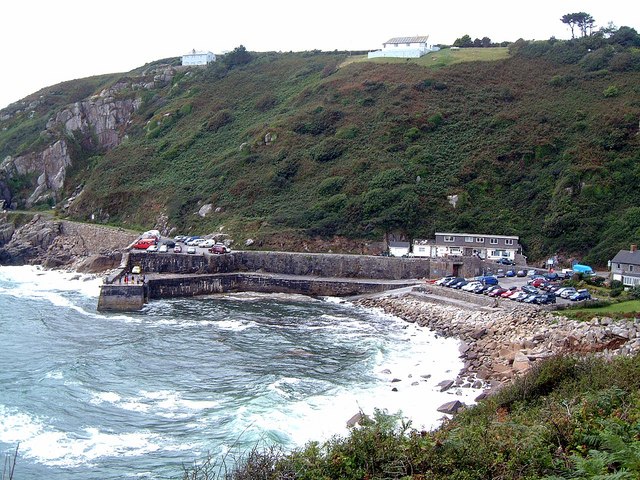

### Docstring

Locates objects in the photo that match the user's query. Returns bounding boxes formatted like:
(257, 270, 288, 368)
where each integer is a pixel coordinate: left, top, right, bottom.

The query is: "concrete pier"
(97, 284, 146, 311)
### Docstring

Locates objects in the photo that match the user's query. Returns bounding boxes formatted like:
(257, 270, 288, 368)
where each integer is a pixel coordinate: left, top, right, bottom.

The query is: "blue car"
(506, 270, 516, 277)
(570, 289, 592, 301)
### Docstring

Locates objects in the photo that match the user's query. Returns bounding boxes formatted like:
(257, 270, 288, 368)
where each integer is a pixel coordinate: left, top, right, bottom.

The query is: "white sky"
(0, 0, 637, 110)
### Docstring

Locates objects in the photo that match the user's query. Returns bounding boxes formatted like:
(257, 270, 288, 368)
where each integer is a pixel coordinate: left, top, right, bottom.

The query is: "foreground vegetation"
(184, 354, 640, 479)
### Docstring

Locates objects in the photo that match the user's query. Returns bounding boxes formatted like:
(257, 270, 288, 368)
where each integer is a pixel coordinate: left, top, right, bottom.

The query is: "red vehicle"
(501, 288, 519, 298)
(132, 239, 156, 250)
(209, 244, 230, 254)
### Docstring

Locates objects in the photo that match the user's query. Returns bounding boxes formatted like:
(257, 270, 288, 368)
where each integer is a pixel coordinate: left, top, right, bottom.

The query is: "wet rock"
(437, 400, 465, 415)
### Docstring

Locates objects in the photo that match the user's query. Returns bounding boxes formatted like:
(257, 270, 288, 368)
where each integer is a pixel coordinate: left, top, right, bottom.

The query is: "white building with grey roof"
(368, 36, 439, 59)
(611, 245, 640, 287)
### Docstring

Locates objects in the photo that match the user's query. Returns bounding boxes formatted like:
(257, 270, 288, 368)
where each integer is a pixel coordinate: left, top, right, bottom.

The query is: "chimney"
(631, 244, 638, 252)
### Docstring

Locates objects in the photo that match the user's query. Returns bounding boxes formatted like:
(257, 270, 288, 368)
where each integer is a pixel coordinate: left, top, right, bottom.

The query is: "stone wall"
(130, 251, 431, 280)
(146, 273, 419, 298)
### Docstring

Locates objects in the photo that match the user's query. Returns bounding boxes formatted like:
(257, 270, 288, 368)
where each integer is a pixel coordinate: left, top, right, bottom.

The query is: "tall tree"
(561, 12, 595, 38)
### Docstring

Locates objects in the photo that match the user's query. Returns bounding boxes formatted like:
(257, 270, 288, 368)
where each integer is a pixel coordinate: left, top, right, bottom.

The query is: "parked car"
(559, 288, 579, 299)
(516, 270, 527, 277)
(501, 288, 519, 298)
(445, 277, 465, 287)
(533, 294, 556, 304)
(174, 235, 186, 242)
(452, 280, 469, 289)
(496, 269, 505, 278)
(435, 276, 455, 286)
(505, 269, 516, 277)
(200, 239, 216, 248)
(522, 285, 540, 295)
(488, 287, 508, 297)
(132, 239, 156, 250)
(528, 278, 547, 288)
(146, 245, 159, 252)
(209, 243, 230, 254)
(187, 246, 197, 254)
(570, 289, 592, 301)
(510, 291, 530, 302)
(527, 269, 537, 277)
(496, 258, 515, 265)
(174, 245, 183, 253)
(158, 244, 168, 253)
(131, 265, 141, 274)
(462, 281, 483, 292)
(545, 272, 559, 280)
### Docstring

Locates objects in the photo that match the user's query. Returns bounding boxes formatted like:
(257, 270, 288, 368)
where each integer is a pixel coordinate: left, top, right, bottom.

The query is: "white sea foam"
(0, 405, 170, 467)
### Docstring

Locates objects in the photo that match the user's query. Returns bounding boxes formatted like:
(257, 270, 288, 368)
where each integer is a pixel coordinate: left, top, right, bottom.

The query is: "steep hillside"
(1, 37, 639, 264)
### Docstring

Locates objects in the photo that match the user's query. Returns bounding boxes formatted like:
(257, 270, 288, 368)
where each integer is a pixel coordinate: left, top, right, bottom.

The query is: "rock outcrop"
(0, 214, 137, 272)
(355, 293, 640, 386)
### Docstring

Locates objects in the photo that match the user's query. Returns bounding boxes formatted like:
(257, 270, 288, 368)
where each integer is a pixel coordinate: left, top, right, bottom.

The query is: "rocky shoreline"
(0, 213, 136, 272)
(355, 292, 640, 392)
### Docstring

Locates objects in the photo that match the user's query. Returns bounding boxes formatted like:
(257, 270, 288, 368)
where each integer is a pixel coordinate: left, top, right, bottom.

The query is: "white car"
(158, 244, 168, 253)
(187, 246, 197, 254)
(146, 245, 159, 252)
(200, 239, 215, 248)
(461, 281, 482, 292)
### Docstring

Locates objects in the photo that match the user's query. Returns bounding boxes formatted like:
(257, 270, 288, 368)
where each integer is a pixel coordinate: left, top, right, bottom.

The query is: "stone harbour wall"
(146, 273, 420, 299)
(130, 251, 432, 280)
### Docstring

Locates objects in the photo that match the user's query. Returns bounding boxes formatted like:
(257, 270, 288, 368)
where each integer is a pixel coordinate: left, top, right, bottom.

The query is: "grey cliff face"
(1, 83, 147, 209)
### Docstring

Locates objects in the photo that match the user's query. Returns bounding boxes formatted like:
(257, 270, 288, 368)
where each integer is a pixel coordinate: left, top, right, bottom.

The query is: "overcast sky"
(1, 1, 637, 109)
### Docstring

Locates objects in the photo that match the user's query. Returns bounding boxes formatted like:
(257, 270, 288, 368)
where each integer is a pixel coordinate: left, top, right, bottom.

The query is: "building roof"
(435, 232, 519, 240)
(384, 36, 429, 45)
(183, 50, 213, 56)
(611, 249, 640, 265)
(389, 241, 410, 248)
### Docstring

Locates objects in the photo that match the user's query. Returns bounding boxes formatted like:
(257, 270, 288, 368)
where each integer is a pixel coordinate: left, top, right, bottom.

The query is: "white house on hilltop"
(368, 36, 439, 59)
(412, 233, 522, 262)
(182, 49, 216, 66)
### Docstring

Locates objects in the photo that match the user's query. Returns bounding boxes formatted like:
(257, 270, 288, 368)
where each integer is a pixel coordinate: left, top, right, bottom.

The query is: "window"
(475, 237, 484, 243)
(631, 265, 635, 272)
(444, 236, 454, 242)
(450, 247, 460, 253)
(505, 239, 514, 245)
(465, 236, 473, 243)
(489, 238, 498, 245)
(617, 263, 621, 269)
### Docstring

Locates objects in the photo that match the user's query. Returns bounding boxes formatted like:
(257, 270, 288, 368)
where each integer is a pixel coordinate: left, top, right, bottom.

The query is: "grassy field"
(343, 47, 510, 70)
(571, 299, 640, 314)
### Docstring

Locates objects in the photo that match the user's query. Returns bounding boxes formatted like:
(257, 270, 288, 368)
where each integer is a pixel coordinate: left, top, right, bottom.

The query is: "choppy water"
(0, 265, 478, 479)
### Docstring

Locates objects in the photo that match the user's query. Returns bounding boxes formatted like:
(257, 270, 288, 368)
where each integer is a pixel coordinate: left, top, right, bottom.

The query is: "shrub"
(255, 94, 278, 112)
(603, 85, 620, 97)
(310, 138, 346, 162)
(204, 110, 233, 132)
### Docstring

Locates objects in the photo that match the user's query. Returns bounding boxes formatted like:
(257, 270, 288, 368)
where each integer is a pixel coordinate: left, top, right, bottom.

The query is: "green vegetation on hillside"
(183, 354, 640, 479)
(0, 28, 639, 264)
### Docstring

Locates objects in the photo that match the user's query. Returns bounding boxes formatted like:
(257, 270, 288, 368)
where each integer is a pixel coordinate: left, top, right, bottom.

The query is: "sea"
(0, 265, 480, 479)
